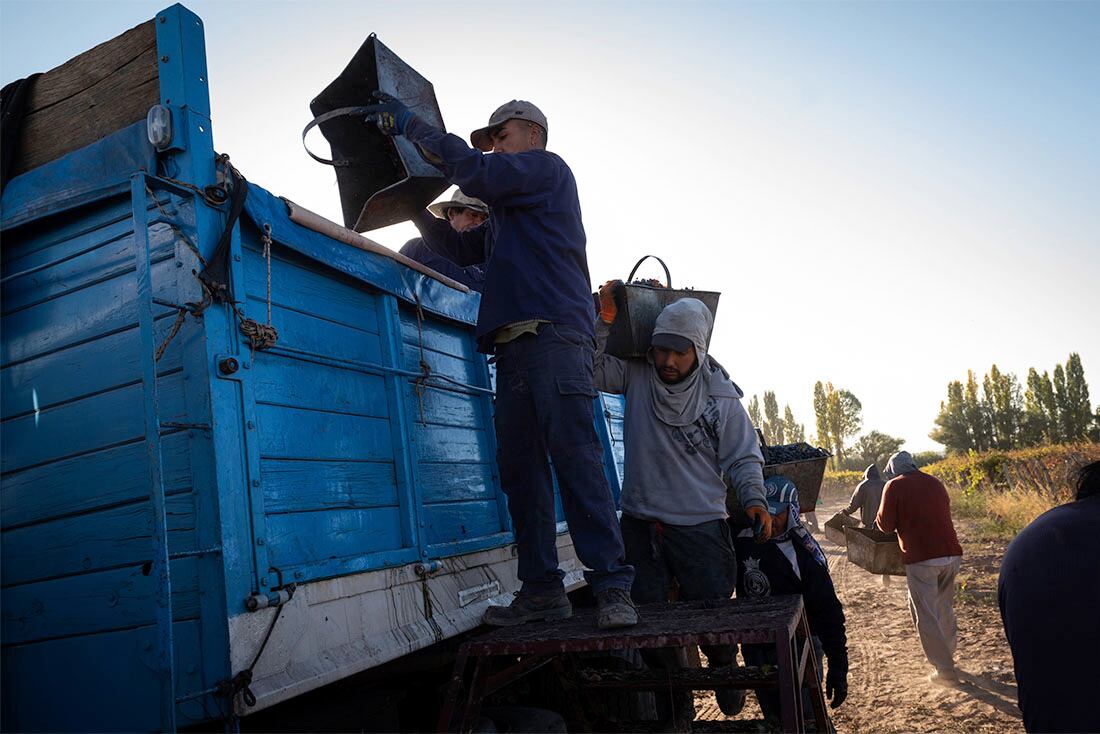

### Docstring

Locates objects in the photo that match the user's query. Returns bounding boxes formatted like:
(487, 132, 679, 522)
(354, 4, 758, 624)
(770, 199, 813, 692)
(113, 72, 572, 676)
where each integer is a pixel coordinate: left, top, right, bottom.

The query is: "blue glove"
(367, 91, 413, 136)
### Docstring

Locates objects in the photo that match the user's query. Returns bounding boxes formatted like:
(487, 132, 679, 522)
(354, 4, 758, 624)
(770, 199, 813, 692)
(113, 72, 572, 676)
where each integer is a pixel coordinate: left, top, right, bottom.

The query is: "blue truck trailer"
(0, 6, 626, 730)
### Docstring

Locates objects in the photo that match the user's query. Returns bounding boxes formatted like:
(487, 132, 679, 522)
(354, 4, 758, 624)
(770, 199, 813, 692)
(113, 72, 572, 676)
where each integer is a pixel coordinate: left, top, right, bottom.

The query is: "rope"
(233, 222, 279, 354)
(215, 584, 295, 720)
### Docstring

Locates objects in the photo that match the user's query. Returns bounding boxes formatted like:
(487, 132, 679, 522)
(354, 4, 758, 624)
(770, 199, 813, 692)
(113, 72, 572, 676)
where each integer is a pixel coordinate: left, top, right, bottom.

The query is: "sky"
(3, 0, 1098, 454)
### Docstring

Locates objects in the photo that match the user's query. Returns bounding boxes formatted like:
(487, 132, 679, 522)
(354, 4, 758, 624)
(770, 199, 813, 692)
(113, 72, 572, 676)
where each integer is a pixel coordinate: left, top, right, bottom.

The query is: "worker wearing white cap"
(399, 188, 487, 291)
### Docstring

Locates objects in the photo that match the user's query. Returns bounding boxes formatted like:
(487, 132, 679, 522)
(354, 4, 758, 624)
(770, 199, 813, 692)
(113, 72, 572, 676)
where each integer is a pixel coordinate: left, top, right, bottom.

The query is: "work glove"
(825, 663, 848, 708)
(598, 280, 623, 324)
(366, 91, 414, 136)
(745, 506, 773, 542)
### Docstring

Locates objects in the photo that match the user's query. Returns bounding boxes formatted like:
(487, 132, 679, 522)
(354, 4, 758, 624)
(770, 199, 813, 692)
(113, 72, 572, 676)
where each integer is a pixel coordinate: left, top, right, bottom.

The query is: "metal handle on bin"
(627, 255, 672, 288)
(301, 105, 380, 166)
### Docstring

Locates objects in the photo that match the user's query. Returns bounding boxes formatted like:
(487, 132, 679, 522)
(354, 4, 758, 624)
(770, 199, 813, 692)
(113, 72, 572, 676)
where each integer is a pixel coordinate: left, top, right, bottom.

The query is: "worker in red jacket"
(876, 451, 964, 685)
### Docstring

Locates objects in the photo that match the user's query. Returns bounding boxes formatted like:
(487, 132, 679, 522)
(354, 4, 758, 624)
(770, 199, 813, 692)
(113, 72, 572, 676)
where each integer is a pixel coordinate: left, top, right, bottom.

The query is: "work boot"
(595, 588, 639, 629)
(715, 687, 747, 716)
(482, 591, 572, 627)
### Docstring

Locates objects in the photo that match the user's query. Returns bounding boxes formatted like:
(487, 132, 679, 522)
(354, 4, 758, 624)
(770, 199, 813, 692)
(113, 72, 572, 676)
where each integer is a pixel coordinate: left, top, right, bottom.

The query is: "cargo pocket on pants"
(557, 379, 598, 398)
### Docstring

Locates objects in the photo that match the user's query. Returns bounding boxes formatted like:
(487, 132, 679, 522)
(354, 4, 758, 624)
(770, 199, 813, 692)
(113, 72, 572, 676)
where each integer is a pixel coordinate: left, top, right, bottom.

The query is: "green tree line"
(929, 352, 1097, 454)
(746, 391, 806, 445)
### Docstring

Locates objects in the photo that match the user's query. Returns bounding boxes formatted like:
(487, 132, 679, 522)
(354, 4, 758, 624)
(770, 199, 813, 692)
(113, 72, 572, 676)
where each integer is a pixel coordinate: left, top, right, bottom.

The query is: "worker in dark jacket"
(998, 461, 1100, 733)
(365, 95, 636, 630)
(399, 188, 487, 291)
(735, 475, 848, 726)
(842, 464, 886, 528)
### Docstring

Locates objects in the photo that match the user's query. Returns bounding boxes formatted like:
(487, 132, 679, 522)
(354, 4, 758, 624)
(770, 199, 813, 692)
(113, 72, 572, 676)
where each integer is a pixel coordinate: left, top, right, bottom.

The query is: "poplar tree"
(930, 380, 971, 454)
(747, 394, 762, 428)
(1064, 353, 1092, 440)
(783, 405, 805, 442)
(983, 364, 1023, 449)
(763, 391, 783, 444)
(813, 381, 833, 457)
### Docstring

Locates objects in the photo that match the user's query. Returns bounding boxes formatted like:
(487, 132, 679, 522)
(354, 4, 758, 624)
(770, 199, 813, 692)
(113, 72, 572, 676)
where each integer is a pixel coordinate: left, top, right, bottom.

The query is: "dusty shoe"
(482, 591, 571, 627)
(927, 667, 960, 686)
(596, 588, 639, 629)
(715, 687, 746, 716)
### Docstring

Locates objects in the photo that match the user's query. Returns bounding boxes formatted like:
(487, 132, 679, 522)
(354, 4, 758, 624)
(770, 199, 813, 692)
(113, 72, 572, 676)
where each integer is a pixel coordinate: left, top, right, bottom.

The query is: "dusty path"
(694, 493, 1023, 732)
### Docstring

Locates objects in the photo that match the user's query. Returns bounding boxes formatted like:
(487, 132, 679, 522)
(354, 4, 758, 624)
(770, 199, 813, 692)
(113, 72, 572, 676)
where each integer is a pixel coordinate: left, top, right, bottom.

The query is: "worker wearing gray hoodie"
(594, 289, 772, 721)
(843, 464, 887, 528)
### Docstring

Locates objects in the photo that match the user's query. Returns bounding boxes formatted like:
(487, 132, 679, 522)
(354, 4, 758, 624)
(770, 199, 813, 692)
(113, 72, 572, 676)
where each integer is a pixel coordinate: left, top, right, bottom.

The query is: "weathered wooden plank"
(11, 21, 158, 176)
(410, 385, 481, 429)
(246, 296, 385, 369)
(414, 425, 489, 464)
(0, 256, 178, 366)
(423, 500, 504, 546)
(260, 458, 397, 514)
(1, 559, 199, 647)
(1, 316, 183, 421)
(251, 353, 389, 419)
(397, 305, 476, 361)
(2, 207, 135, 280)
(1, 620, 204, 732)
(401, 343, 481, 386)
(265, 507, 404, 570)
(0, 432, 191, 528)
(241, 244, 381, 335)
(0, 373, 186, 475)
(418, 462, 496, 504)
(0, 194, 132, 264)
(1, 493, 195, 586)
(254, 403, 393, 462)
(1, 222, 176, 316)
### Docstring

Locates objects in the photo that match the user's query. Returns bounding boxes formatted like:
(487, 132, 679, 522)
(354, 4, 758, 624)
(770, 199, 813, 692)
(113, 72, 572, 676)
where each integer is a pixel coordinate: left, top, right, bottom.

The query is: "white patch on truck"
(458, 580, 501, 607)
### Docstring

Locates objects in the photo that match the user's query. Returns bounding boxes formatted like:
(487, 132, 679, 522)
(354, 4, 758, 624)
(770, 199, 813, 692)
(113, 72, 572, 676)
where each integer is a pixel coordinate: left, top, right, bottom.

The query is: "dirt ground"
(693, 492, 1023, 733)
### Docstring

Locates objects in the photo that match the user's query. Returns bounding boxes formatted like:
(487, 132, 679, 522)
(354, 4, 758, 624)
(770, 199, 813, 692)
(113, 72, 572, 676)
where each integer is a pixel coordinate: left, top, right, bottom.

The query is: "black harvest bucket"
(306, 34, 449, 232)
(598, 256, 721, 359)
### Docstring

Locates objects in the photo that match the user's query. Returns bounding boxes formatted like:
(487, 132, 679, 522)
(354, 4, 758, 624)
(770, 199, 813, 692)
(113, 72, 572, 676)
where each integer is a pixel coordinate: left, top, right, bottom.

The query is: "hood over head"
(884, 451, 918, 479)
(646, 298, 737, 426)
(863, 464, 883, 481)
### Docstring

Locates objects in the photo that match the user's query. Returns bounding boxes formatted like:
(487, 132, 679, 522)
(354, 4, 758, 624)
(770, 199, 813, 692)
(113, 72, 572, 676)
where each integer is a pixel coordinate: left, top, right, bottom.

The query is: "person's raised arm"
(403, 118, 556, 206)
(411, 210, 488, 267)
(593, 281, 630, 394)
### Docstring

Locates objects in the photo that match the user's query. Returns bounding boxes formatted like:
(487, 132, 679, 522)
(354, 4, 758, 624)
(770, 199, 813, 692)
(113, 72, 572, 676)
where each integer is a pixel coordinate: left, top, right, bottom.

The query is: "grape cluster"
(763, 441, 830, 465)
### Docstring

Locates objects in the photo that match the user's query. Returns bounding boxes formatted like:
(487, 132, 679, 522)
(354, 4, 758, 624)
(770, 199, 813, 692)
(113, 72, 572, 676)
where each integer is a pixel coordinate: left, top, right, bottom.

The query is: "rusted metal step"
(576, 664, 779, 689)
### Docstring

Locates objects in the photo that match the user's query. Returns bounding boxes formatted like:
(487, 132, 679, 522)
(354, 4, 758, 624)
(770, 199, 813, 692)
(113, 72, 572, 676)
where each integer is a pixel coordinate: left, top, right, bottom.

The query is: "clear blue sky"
(3, 0, 1098, 454)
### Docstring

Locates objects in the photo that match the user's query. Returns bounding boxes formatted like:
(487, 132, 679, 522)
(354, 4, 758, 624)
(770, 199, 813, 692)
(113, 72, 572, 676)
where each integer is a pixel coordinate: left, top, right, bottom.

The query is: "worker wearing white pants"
(905, 556, 962, 676)
(876, 451, 965, 684)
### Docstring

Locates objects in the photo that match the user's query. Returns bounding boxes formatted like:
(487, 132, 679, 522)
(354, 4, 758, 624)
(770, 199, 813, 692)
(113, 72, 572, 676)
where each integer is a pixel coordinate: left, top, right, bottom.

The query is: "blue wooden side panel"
(0, 192, 210, 729)
(600, 392, 627, 502)
(238, 225, 418, 584)
(396, 305, 509, 557)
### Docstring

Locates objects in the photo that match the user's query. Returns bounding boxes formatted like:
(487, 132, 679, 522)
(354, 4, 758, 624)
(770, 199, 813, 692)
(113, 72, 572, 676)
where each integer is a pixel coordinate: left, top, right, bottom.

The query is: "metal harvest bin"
(600, 256, 721, 359)
(824, 512, 859, 546)
(310, 34, 449, 231)
(762, 455, 829, 511)
(845, 527, 906, 576)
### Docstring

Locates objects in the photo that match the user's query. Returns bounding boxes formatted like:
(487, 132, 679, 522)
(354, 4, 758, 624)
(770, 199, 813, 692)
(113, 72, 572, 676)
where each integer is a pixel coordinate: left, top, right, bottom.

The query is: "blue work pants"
(493, 323, 634, 595)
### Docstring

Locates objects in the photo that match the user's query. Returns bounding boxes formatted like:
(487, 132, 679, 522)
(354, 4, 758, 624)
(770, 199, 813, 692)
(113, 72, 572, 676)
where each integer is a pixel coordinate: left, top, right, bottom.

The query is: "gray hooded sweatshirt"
(884, 451, 919, 479)
(595, 298, 767, 525)
(844, 464, 886, 527)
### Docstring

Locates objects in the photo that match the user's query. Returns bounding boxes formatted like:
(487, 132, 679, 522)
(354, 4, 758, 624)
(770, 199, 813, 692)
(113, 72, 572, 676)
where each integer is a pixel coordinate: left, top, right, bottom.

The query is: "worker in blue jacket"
(366, 95, 636, 630)
(734, 475, 848, 728)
